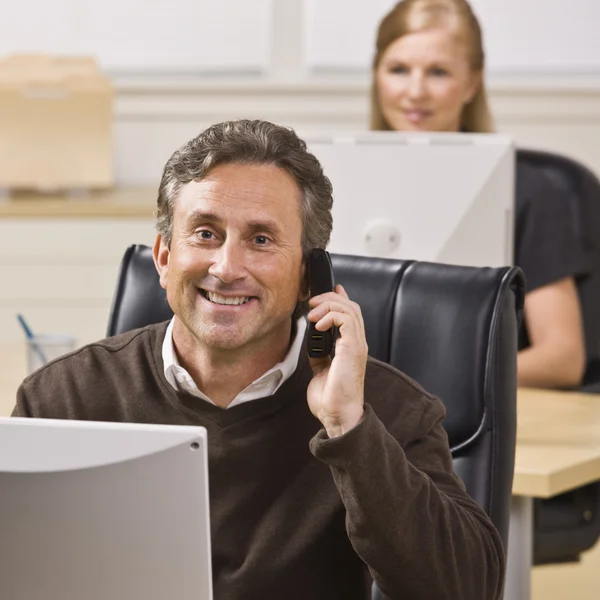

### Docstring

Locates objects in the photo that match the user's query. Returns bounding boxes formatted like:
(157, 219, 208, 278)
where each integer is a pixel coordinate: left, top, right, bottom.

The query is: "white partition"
(305, 132, 515, 268)
(303, 0, 600, 75)
(302, 0, 394, 72)
(0, 0, 272, 73)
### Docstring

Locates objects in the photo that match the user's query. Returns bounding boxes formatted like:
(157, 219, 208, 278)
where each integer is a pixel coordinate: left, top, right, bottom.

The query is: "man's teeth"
(205, 291, 251, 305)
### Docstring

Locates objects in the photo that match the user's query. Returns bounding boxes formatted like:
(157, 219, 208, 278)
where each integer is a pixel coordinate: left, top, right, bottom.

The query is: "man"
(14, 120, 504, 599)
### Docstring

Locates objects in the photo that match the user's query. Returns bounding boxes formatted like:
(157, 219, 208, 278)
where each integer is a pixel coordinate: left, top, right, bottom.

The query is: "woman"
(371, 0, 589, 389)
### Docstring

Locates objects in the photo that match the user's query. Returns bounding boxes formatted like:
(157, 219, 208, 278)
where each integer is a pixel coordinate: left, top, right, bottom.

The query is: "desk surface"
(513, 388, 600, 498)
(0, 188, 156, 218)
(1, 344, 599, 499)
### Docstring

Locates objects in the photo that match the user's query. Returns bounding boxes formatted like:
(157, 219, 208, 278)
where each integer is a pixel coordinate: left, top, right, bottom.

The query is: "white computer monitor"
(305, 132, 515, 267)
(0, 417, 213, 600)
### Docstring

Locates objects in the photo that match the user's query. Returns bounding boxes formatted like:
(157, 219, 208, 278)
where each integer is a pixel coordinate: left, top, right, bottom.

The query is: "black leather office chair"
(108, 244, 525, 596)
(517, 148, 600, 390)
(517, 148, 600, 565)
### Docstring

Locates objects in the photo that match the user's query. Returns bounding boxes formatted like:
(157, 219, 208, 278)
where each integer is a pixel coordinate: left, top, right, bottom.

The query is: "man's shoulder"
(25, 322, 167, 382)
(14, 322, 170, 419)
(364, 357, 446, 441)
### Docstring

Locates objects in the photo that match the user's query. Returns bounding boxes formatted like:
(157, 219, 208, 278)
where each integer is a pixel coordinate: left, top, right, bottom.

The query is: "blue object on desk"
(16, 314, 48, 366)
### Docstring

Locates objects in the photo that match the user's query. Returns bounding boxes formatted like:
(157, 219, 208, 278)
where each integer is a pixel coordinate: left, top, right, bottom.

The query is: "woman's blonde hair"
(370, 0, 494, 133)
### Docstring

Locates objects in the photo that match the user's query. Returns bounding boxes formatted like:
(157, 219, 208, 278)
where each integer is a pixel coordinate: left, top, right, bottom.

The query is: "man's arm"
(12, 382, 34, 417)
(310, 400, 505, 600)
(518, 276, 585, 389)
(305, 285, 504, 599)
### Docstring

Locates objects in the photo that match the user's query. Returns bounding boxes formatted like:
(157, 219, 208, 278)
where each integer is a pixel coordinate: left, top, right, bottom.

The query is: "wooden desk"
(514, 388, 600, 497)
(507, 388, 600, 600)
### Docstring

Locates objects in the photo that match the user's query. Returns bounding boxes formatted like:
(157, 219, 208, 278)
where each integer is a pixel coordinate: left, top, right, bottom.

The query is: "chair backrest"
(517, 148, 600, 377)
(108, 244, 525, 550)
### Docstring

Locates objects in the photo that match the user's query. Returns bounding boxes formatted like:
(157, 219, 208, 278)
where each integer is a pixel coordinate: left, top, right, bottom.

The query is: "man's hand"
(306, 284, 368, 438)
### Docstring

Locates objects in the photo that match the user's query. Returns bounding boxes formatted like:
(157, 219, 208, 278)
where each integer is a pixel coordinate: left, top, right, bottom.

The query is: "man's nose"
(207, 241, 247, 283)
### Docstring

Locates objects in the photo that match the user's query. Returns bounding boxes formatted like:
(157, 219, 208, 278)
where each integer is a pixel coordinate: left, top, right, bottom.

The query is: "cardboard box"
(0, 54, 114, 191)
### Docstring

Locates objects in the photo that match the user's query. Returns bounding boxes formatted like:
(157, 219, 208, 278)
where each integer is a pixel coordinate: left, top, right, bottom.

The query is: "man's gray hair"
(156, 119, 333, 257)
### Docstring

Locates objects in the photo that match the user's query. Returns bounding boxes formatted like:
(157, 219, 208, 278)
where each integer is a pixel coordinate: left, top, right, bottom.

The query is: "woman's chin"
(393, 119, 432, 132)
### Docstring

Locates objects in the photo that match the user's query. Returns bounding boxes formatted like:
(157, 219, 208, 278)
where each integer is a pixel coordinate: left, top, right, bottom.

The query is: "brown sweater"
(13, 322, 505, 600)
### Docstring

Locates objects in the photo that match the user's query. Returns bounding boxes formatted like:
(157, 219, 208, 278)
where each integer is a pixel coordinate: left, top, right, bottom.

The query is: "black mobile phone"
(307, 249, 336, 358)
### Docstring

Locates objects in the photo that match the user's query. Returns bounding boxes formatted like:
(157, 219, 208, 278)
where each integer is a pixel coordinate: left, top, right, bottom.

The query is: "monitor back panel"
(0, 418, 213, 600)
(305, 133, 515, 267)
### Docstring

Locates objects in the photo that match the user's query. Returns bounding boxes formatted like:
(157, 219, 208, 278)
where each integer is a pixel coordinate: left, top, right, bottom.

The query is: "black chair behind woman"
(517, 148, 600, 393)
(517, 148, 600, 565)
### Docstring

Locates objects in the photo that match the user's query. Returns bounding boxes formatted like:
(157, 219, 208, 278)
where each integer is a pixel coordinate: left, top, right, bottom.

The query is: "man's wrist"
(322, 407, 365, 438)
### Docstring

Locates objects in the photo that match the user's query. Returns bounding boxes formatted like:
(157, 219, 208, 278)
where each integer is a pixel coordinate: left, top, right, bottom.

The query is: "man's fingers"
(335, 283, 349, 299)
(314, 312, 366, 348)
(314, 310, 349, 332)
(308, 290, 352, 308)
(308, 298, 362, 323)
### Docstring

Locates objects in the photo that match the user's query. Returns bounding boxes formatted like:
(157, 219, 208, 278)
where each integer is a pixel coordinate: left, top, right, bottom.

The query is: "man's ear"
(152, 234, 170, 291)
(299, 259, 309, 302)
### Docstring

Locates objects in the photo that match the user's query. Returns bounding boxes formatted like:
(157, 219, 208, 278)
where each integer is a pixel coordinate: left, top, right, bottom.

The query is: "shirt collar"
(161, 316, 307, 406)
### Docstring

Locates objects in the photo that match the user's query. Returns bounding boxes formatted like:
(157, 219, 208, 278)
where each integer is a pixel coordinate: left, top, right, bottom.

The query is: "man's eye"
(254, 235, 269, 245)
(197, 230, 214, 240)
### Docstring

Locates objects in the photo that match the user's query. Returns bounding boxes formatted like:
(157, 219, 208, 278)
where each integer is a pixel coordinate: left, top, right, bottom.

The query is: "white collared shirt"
(162, 316, 307, 409)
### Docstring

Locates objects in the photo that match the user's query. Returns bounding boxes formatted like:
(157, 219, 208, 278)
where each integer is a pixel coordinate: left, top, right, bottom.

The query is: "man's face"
(154, 162, 307, 354)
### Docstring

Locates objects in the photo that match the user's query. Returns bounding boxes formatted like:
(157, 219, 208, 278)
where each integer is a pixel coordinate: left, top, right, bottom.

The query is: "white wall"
(113, 77, 600, 186)
(4, 0, 600, 181)
(0, 0, 272, 73)
(305, 0, 600, 74)
(7, 0, 600, 76)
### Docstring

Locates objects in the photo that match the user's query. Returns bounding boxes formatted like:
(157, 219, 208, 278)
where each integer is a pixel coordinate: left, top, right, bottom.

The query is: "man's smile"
(199, 288, 258, 308)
